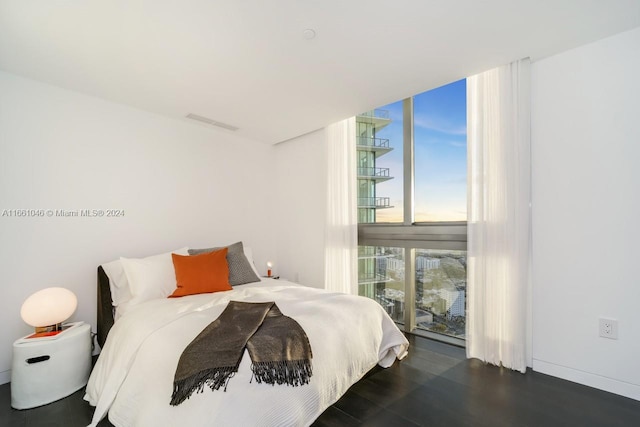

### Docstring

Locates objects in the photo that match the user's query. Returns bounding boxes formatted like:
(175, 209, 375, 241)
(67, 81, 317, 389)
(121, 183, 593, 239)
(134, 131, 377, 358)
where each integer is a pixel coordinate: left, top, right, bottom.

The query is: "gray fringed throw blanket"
(170, 301, 313, 406)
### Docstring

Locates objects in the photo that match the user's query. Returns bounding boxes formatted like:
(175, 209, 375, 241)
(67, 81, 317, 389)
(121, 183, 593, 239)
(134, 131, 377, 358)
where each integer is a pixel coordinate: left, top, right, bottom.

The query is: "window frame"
(357, 96, 468, 347)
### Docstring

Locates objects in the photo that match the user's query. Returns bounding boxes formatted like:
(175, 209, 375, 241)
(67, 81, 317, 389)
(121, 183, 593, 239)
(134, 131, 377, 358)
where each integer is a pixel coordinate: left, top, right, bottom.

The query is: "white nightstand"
(11, 322, 92, 409)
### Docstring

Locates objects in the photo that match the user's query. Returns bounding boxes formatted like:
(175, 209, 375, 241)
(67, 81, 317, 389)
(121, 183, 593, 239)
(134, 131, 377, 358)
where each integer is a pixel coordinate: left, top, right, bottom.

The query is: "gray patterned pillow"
(188, 241, 260, 286)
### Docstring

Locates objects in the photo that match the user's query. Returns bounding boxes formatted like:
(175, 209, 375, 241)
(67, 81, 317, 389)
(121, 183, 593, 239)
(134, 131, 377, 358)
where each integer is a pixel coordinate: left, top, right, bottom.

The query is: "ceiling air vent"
(185, 114, 239, 131)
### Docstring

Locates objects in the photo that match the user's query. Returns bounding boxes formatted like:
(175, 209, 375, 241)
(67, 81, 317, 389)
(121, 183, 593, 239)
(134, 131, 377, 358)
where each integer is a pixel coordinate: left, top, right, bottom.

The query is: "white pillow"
(243, 246, 263, 279)
(102, 259, 132, 307)
(120, 247, 189, 306)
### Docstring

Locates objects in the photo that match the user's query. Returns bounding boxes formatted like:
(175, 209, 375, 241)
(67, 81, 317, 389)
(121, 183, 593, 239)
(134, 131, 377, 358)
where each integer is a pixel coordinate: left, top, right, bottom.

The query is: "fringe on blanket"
(251, 359, 313, 386)
(170, 366, 236, 406)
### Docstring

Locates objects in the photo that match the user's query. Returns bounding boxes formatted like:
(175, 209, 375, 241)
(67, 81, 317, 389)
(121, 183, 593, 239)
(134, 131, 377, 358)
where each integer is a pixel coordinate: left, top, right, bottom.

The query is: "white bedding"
(85, 279, 409, 427)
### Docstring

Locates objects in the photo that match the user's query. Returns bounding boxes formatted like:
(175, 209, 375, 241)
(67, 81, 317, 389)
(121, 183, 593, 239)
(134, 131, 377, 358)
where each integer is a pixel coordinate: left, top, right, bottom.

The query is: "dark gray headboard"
(97, 266, 115, 348)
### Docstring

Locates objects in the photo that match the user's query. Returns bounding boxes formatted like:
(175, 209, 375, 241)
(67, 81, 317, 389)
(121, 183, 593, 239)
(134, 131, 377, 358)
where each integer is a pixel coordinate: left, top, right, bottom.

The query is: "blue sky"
(373, 79, 467, 222)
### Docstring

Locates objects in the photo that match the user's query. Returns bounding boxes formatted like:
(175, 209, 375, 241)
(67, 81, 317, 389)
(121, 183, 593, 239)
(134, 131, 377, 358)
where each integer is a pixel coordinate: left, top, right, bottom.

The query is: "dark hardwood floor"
(2, 335, 639, 426)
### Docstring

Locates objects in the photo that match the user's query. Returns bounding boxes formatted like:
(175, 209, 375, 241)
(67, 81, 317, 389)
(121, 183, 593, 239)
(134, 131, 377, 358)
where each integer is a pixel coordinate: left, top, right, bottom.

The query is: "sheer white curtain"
(324, 117, 358, 294)
(466, 58, 531, 373)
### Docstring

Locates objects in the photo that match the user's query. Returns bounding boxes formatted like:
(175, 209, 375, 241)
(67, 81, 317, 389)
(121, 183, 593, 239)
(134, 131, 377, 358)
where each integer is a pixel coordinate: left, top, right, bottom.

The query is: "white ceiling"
(1, 1, 639, 144)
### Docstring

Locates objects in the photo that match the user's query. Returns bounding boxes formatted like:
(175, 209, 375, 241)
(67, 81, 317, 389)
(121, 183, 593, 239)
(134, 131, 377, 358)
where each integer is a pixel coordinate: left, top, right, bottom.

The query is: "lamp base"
(19, 322, 84, 343)
(35, 323, 63, 334)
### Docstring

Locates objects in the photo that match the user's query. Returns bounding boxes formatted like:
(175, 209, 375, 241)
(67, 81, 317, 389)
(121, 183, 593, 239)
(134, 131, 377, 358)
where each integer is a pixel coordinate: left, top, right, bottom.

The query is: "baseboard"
(0, 369, 10, 385)
(533, 359, 640, 401)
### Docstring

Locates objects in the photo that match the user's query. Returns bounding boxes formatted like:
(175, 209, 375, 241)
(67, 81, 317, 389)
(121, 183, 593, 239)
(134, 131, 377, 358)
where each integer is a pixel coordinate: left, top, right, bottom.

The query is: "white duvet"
(85, 279, 409, 427)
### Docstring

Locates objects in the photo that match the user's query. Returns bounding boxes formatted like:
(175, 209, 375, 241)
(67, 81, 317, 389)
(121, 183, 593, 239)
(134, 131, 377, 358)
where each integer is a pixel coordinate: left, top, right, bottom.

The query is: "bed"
(85, 247, 409, 427)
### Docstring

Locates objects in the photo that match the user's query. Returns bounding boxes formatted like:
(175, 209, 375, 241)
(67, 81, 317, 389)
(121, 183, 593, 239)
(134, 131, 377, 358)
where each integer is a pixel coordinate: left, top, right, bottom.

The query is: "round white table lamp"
(20, 287, 78, 333)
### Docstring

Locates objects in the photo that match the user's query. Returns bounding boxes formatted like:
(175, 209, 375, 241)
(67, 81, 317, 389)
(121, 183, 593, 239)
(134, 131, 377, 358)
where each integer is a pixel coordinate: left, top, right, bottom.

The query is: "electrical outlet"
(599, 318, 618, 340)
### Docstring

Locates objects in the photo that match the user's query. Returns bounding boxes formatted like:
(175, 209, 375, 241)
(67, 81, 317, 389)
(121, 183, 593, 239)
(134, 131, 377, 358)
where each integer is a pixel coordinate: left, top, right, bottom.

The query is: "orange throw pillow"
(169, 248, 232, 297)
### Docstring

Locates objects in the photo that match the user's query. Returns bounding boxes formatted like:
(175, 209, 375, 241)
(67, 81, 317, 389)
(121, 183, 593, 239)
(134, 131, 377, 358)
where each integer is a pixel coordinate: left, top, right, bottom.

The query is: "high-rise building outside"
(417, 256, 441, 271)
(356, 110, 396, 311)
(356, 109, 394, 223)
(437, 288, 465, 318)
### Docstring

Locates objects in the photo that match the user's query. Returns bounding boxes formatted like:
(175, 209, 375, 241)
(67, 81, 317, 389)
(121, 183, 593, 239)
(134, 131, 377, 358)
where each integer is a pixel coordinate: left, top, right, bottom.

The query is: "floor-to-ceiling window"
(357, 79, 467, 345)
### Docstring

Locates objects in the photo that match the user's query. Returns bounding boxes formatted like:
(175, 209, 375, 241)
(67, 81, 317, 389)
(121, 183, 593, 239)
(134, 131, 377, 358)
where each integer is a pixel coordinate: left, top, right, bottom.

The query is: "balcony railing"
(358, 246, 394, 257)
(357, 109, 390, 120)
(358, 197, 391, 208)
(357, 272, 390, 284)
(356, 136, 390, 149)
(358, 167, 390, 178)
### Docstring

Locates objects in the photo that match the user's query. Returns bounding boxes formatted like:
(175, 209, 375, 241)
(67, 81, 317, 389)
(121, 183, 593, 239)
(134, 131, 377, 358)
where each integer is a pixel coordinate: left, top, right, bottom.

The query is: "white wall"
(531, 28, 640, 400)
(0, 71, 276, 384)
(273, 130, 326, 288)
